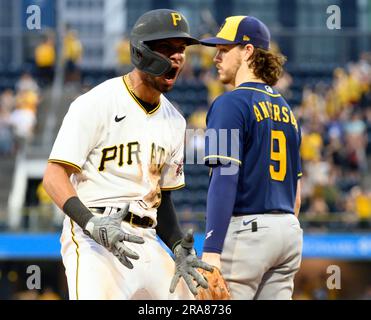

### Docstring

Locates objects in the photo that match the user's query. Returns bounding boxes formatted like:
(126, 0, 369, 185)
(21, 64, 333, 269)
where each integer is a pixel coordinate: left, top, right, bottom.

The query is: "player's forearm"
(294, 180, 301, 217)
(43, 162, 94, 229)
(43, 162, 78, 210)
(294, 198, 301, 217)
(203, 164, 239, 254)
(156, 191, 184, 251)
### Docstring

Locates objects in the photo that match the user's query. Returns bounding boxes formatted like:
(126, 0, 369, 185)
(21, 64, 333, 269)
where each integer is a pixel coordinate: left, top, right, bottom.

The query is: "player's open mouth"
(164, 67, 178, 80)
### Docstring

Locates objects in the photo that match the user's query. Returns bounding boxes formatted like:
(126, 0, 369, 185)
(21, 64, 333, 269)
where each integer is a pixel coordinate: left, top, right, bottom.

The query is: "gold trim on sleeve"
(204, 155, 242, 165)
(48, 159, 82, 172)
(161, 183, 186, 191)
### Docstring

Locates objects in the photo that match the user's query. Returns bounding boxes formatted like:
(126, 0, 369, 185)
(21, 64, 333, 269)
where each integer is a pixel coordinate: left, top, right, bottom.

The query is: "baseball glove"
(196, 267, 231, 300)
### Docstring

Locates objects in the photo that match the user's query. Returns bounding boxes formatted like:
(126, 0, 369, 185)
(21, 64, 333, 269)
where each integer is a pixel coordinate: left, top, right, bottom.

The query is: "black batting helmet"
(130, 9, 199, 76)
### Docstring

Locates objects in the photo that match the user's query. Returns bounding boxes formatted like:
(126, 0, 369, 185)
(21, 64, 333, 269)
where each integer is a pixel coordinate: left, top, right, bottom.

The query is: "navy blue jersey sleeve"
(203, 165, 239, 253)
(204, 94, 247, 167)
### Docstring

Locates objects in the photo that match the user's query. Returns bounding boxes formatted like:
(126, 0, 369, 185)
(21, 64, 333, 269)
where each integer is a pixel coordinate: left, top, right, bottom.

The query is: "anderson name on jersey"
(49, 76, 186, 224)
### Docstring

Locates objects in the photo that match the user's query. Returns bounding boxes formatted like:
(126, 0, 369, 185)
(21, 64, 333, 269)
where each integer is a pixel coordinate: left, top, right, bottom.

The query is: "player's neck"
(125, 71, 161, 105)
(234, 64, 264, 87)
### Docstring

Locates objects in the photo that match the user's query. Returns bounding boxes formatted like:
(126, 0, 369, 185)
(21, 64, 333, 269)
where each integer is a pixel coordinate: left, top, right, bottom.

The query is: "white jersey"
(49, 76, 186, 224)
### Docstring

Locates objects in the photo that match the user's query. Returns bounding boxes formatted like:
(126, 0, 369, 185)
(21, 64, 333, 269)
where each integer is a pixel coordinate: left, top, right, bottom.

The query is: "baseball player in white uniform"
(43, 9, 212, 300)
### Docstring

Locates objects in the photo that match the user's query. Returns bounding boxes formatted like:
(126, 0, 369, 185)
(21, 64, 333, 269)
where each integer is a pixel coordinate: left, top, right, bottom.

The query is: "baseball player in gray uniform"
(197, 15, 303, 300)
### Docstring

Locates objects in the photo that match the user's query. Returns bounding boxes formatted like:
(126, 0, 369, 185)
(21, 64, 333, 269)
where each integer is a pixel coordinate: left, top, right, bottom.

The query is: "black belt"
(90, 207, 155, 228)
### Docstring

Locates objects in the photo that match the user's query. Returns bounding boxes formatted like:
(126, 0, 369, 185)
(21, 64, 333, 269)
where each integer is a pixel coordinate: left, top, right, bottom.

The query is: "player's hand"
(169, 229, 214, 296)
(83, 204, 145, 269)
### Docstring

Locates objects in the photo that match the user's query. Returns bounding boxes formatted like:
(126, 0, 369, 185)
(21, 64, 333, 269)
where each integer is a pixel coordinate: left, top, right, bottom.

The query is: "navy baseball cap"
(201, 16, 270, 50)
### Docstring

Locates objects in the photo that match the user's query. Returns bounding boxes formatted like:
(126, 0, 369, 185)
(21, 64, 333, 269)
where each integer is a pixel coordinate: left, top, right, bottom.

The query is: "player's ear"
(242, 44, 254, 62)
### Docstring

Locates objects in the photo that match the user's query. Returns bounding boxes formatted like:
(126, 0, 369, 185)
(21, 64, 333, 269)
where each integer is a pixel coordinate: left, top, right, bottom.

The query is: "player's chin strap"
(130, 41, 172, 77)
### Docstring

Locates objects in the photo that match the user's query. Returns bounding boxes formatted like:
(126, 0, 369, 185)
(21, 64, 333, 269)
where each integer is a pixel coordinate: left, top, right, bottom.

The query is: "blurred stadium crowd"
(297, 53, 371, 230)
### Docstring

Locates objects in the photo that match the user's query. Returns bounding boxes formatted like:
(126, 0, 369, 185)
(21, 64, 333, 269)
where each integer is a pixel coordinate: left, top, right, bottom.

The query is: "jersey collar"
(122, 75, 161, 115)
(234, 82, 281, 97)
